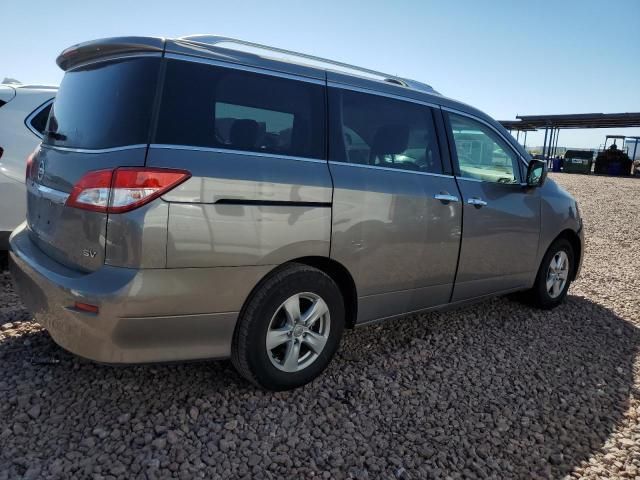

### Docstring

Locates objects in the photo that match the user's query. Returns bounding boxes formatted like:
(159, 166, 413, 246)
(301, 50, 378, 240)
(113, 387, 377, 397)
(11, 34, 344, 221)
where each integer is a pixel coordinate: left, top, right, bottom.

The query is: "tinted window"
(155, 60, 326, 159)
(329, 88, 442, 174)
(28, 102, 52, 135)
(448, 113, 519, 184)
(44, 57, 160, 149)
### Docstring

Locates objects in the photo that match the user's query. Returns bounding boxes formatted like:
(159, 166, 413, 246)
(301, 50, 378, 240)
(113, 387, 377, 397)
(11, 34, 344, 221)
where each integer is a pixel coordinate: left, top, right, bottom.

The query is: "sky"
(2, 0, 638, 149)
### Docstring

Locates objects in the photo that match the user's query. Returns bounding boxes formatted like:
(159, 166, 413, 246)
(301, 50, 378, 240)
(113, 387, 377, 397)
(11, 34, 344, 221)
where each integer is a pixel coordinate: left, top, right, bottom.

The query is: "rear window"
(155, 59, 326, 159)
(28, 102, 52, 136)
(44, 57, 160, 149)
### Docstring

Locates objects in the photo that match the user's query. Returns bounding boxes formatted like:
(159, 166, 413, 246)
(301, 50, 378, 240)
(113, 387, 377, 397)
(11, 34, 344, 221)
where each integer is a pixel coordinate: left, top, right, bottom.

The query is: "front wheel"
(521, 238, 574, 309)
(231, 264, 345, 390)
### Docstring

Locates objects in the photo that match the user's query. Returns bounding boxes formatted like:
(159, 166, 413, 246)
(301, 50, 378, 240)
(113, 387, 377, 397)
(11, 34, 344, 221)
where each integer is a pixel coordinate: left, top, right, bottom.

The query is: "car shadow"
(0, 294, 637, 478)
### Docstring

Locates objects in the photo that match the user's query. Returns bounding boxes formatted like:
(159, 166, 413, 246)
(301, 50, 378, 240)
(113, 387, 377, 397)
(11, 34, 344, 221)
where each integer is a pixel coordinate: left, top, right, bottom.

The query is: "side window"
(448, 113, 520, 184)
(28, 102, 52, 136)
(329, 88, 443, 174)
(156, 60, 325, 159)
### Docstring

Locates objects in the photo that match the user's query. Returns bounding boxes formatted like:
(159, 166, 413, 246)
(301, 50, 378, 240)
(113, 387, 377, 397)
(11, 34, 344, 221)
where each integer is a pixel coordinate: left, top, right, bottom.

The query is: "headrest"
(230, 119, 259, 149)
(371, 124, 410, 155)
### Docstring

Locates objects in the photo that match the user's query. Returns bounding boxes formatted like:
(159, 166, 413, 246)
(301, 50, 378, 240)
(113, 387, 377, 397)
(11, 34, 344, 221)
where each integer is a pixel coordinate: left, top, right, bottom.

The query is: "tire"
(521, 238, 574, 309)
(231, 263, 345, 391)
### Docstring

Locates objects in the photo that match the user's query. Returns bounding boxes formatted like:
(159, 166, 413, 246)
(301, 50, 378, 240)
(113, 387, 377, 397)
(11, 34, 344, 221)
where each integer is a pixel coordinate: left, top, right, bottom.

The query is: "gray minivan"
(10, 36, 583, 390)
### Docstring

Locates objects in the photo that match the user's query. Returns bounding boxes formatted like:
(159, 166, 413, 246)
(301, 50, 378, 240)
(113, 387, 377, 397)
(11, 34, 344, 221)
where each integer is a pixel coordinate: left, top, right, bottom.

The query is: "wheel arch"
(551, 229, 582, 280)
(241, 256, 358, 330)
(289, 256, 358, 329)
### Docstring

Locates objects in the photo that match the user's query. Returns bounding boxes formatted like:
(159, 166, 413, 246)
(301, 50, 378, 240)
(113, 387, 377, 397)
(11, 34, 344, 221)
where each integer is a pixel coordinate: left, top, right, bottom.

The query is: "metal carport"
(499, 113, 640, 158)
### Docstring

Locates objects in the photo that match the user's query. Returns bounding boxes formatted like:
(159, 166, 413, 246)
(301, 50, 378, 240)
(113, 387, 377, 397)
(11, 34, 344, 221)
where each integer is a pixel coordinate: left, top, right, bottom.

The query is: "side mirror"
(526, 159, 547, 187)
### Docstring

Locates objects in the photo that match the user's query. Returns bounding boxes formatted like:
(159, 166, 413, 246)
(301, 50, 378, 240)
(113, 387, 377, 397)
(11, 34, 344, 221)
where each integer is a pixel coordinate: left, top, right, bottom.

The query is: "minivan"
(10, 36, 583, 390)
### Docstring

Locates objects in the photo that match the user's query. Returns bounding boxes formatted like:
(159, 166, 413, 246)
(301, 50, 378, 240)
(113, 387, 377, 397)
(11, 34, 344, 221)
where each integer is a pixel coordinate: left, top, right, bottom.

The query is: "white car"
(0, 84, 56, 251)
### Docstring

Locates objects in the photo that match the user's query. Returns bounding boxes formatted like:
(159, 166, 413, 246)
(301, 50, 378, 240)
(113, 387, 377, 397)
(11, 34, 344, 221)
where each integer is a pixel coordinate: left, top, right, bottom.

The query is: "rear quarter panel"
(148, 147, 333, 268)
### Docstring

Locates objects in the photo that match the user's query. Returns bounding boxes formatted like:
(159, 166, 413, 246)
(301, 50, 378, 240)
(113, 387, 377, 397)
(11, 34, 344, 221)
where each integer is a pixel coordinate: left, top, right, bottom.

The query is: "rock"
(27, 405, 41, 419)
(189, 407, 199, 420)
(151, 437, 166, 450)
(117, 413, 131, 424)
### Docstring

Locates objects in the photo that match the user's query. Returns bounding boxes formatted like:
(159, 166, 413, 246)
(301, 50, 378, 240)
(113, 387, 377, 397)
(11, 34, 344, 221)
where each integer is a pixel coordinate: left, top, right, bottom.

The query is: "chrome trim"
(456, 176, 521, 186)
(165, 53, 325, 85)
(41, 144, 147, 154)
(68, 52, 162, 72)
(31, 182, 70, 205)
(442, 106, 530, 167)
(455, 176, 484, 183)
(433, 193, 459, 202)
(24, 98, 55, 139)
(327, 81, 439, 109)
(328, 160, 454, 178)
(149, 144, 327, 164)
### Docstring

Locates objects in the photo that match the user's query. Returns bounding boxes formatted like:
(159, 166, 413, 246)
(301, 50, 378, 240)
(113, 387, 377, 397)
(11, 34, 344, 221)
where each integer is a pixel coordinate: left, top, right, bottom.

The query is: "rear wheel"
(231, 264, 345, 390)
(521, 238, 574, 309)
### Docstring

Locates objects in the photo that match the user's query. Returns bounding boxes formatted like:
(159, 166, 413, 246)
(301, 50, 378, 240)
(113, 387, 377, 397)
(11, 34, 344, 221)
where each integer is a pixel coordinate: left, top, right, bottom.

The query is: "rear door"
(28, 56, 161, 271)
(443, 110, 541, 301)
(328, 86, 462, 323)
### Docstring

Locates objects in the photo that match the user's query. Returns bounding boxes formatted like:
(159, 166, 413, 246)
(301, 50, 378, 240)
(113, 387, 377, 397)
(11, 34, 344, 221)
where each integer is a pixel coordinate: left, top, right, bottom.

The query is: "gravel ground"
(1, 173, 639, 479)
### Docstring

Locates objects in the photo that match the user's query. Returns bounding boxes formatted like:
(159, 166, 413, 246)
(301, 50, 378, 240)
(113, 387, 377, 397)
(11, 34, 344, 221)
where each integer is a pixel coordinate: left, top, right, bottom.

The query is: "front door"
(444, 110, 541, 302)
(328, 86, 462, 323)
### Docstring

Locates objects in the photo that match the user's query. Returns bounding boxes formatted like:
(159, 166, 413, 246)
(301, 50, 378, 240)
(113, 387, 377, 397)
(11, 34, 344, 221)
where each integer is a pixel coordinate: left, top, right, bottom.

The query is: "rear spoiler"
(56, 37, 165, 71)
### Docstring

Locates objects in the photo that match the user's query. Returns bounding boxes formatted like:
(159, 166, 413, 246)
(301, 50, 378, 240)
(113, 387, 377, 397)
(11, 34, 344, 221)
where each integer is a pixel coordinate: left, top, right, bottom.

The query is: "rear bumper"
(9, 224, 273, 363)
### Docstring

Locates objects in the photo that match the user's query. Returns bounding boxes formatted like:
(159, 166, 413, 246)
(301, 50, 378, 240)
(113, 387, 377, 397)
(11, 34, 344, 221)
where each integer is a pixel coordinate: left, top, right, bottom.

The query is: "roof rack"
(179, 35, 437, 95)
(15, 84, 58, 90)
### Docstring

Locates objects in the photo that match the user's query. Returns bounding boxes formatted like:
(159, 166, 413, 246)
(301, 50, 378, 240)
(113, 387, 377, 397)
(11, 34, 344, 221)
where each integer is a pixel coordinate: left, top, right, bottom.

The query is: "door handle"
(434, 193, 459, 203)
(467, 197, 488, 207)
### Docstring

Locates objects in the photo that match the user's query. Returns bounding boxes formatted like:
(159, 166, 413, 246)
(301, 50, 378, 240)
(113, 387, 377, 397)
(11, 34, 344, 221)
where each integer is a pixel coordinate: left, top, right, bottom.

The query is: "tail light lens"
(66, 167, 190, 214)
(25, 150, 35, 180)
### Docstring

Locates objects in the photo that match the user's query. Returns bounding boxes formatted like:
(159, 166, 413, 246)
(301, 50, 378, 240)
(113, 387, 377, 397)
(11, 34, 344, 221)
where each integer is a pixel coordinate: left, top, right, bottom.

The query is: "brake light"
(65, 167, 191, 213)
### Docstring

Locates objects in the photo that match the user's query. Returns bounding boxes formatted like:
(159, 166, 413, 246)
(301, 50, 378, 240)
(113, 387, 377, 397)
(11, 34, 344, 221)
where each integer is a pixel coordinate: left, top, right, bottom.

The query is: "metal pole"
(548, 128, 556, 166)
(516, 130, 520, 143)
(553, 129, 560, 157)
(523, 131, 528, 149)
(542, 127, 549, 159)
(633, 139, 639, 161)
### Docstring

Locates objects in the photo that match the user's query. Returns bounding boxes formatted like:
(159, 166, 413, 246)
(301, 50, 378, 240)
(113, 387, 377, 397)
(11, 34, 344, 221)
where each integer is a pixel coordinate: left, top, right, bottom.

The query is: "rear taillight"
(25, 150, 35, 180)
(67, 169, 113, 212)
(66, 167, 191, 214)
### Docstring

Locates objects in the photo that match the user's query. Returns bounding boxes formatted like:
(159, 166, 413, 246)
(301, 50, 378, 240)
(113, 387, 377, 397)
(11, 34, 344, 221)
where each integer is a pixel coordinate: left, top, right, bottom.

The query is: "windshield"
(44, 56, 160, 149)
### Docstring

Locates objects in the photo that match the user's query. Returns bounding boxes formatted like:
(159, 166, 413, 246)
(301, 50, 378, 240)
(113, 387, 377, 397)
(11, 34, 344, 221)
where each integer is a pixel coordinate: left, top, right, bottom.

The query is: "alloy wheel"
(546, 251, 570, 299)
(266, 292, 331, 372)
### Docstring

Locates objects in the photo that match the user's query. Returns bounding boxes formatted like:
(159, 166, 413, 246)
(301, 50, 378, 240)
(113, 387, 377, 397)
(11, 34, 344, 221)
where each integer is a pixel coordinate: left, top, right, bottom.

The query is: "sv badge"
(82, 249, 98, 258)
